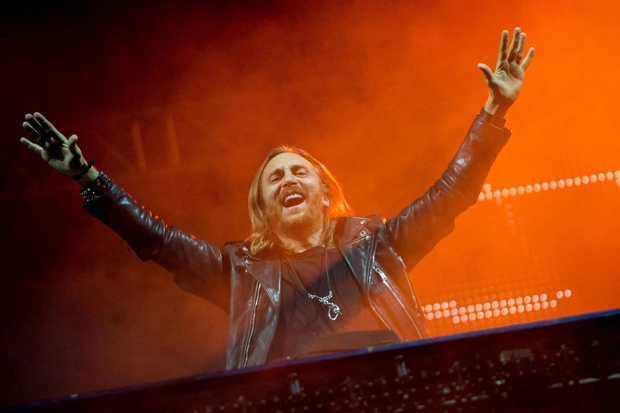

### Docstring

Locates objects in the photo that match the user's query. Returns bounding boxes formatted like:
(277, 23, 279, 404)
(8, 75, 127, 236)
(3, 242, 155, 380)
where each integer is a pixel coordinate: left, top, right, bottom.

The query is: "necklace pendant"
(327, 305, 343, 321)
(308, 290, 343, 321)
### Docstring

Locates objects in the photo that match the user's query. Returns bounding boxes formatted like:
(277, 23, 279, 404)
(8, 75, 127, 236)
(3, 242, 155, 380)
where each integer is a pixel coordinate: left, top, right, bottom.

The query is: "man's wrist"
(77, 167, 100, 189)
(483, 98, 509, 119)
(80, 171, 110, 204)
(479, 106, 507, 128)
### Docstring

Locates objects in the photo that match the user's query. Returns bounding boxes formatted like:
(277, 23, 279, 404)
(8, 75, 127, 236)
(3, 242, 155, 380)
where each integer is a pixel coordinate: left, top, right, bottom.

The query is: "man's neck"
(276, 225, 325, 254)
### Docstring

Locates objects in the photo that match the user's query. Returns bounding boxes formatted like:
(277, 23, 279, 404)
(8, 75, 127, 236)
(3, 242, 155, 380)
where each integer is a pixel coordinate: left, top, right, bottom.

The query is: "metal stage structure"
(5, 309, 620, 413)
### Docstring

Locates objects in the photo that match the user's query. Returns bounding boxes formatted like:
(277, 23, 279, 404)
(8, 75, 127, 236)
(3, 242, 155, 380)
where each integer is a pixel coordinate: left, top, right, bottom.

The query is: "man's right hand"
(20, 112, 99, 186)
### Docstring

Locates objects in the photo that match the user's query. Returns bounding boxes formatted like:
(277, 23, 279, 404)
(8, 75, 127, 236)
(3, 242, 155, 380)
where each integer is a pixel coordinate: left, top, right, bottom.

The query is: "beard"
(264, 187, 327, 237)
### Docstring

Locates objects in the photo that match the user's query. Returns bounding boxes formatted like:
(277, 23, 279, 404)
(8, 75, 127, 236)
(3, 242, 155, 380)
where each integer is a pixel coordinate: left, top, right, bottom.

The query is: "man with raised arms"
(20, 29, 534, 369)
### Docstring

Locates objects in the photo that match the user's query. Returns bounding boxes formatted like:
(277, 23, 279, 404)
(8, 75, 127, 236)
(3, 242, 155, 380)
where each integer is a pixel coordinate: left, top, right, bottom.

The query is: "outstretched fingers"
(520, 47, 535, 71)
(34, 112, 68, 144)
(23, 116, 41, 141)
(503, 28, 535, 72)
(20, 113, 90, 177)
(67, 134, 82, 158)
(497, 30, 510, 65)
(477, 63, 494, 84)
(515, 33, 526, 64)
(506, 27, 522, 62)
(23, 112, 67, 152)
(19, 137, 44, 156)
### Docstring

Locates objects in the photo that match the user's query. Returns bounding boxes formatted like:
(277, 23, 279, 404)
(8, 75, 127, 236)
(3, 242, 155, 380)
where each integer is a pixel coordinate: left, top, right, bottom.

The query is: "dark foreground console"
(5, 310, 620, 413)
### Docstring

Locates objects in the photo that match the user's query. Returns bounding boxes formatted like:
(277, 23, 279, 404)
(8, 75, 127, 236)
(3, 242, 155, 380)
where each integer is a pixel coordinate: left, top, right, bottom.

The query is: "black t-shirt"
(266, 246, 399, 362)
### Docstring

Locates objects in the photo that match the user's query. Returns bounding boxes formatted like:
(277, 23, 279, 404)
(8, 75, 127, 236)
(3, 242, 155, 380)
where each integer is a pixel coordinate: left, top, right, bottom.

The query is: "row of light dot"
(478, 171, 620, 202)
(423, 290, 572, 324)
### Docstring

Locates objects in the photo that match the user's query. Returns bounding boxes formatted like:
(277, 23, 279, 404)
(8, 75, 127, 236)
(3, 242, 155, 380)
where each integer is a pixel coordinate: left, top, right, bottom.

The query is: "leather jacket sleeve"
(386, 115, 511, 269)
(82, 177, 232, 312)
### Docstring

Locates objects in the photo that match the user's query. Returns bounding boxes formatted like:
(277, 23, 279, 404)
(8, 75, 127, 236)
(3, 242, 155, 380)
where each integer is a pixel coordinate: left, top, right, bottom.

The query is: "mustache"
(279, 187, 306, 204)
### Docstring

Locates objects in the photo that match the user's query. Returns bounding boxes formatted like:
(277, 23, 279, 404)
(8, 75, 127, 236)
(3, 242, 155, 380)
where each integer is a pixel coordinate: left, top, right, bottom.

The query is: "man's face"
(261, 153, 329, 234)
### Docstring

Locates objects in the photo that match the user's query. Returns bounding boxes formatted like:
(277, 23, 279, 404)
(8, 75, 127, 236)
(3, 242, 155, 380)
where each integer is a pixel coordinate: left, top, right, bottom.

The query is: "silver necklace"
(285, 247, 343, 321)
(307, 290, 342, 321)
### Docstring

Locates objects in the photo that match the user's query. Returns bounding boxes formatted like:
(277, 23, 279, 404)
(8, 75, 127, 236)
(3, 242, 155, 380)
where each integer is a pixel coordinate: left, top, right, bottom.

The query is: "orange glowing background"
(1, 0, 619, 407)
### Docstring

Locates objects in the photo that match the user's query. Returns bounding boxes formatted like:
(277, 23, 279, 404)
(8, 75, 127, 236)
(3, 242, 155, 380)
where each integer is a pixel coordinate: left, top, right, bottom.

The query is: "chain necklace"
(307, 290, 342, 321)
(285, 247, 343, 321)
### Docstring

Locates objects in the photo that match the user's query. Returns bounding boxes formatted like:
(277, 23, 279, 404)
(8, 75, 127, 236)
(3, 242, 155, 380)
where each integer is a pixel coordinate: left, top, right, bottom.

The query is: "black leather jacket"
(84, 115, 510, 370)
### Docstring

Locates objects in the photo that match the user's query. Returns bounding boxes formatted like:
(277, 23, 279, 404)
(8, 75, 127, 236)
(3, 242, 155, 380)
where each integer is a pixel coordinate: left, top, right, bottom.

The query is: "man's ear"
(322, 195, 330, 209)
(320, 183, 331, 209)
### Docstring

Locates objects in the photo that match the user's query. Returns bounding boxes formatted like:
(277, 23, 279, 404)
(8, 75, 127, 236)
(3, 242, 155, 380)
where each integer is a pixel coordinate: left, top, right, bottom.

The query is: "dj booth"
(5, 309, 620, 413)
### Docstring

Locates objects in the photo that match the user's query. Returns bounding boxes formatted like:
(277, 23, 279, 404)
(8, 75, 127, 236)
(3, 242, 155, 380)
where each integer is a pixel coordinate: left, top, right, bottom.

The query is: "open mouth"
(282, 192, 305, 208)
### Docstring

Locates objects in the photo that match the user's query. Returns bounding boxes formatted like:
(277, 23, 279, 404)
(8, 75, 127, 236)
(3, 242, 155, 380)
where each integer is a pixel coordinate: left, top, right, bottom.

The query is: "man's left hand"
(478, 27, 535, 118)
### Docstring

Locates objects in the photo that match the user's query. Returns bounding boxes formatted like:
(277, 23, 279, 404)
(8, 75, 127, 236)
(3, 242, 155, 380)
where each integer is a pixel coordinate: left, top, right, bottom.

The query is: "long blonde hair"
(246, 146, 354, 254)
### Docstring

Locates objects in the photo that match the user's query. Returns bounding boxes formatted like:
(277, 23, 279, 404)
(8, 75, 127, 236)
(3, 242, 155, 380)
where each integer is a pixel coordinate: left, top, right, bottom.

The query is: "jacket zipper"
(242, 283, 261, 368)
(363, 232, 391, 331)
(373, 264, 423, 337)
(393, 251, 419, 309)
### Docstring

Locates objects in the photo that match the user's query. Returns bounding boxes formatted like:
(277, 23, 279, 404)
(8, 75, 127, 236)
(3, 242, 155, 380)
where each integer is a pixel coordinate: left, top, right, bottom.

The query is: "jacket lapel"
(336, 217, 374, 287)
(241, 248, 281, 308)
